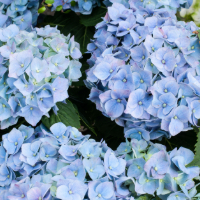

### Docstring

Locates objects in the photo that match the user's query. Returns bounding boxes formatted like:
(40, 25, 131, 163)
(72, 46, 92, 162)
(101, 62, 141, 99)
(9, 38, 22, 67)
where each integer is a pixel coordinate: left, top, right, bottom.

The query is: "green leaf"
(56, 5, 63, 11)
(71, 1, 76, 6)
(64, 10, 71, 14)
(42, 12, 95, 53)
(188, 128, 200, 167)
(38, 6, 46, 14)
(80, 7, 107, 27)
(41, 100, 80, 129)
(45, 0, 54, 4)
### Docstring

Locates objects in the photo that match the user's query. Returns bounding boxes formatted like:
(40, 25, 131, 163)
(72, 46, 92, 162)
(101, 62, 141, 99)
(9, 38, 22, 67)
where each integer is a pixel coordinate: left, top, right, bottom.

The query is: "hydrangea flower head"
(85, 0, 199, 139)
(0, 122, 199, 199)
(0, 0, 39, 30)
(0, 24, 82, 129)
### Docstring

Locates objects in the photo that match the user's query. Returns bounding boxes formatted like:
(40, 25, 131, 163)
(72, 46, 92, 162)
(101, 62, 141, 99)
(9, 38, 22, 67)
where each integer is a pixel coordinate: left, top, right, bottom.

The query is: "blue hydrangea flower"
(0, 24, 82, 128)
(0, 122, 199, 199)
(0, 1, 39, 30)
(85, 0, 198, 139)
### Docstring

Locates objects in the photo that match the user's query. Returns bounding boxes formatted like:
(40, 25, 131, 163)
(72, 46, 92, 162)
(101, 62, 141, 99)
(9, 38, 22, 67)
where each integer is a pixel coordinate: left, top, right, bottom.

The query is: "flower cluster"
(85, 0, 200, 139)
(0, 0, 39, 30)
(0, 122, 199, 200)
(52, 0, 101, 15)
(103, 0, 193, 11)
(0, 24, 82, 129)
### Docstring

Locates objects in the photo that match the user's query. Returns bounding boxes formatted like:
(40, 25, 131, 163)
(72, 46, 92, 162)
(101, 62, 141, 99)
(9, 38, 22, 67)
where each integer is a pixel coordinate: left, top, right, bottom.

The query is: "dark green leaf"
(64, 10, 71, 14)
(45, 0, 54, 4)
(188, 128, 200, 167)
(162, 128, 197, 152)
(38, 6, 46, 14)
(42, 12, 95, 53)
(41, 100, 80, 129)
(56, 5, 63, 11)
(80, 7, 107, 27)
(71, 1, 76, 6)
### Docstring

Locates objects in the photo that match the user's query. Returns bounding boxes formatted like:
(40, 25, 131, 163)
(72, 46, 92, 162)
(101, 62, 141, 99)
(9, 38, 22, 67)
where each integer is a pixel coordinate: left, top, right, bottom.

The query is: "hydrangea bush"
(0, 0, 39, 30)
(85, 0, 200, 140)
(0, 24, 82, 129)
(0, 122, 199, 200)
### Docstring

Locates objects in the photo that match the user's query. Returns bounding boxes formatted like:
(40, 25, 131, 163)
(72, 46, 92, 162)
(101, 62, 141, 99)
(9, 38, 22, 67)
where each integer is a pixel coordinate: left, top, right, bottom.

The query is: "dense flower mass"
(0, 122, 199, 200)
(0, 0, 39, 30)
(103, 0, 193, 11)
(0, 24, 82, 129)
(52, 0, 101, 15)
(85, 0, 200, 139)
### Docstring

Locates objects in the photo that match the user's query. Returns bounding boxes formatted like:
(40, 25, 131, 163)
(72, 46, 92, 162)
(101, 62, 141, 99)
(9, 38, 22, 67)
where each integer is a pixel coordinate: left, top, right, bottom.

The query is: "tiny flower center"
(181, 95, 185, 98)
(123, 78, 127, 82)
(125, 54, 128, 57)
(138, 131, 142, 135)
(174, 115, 178, 119)
(137, 166, 140, 169)
(21, 64, 24, 68)
(160, 179, 163, 182)
(45, 154, 49, 158)
(154, 167, 158, 171)
(15, 142, 18, 146)
(142, 56, 145, 60)
(174, 64, 177, 68)
(21, 18, 24, 22)
(33, 153, 36, 157)
(24, 135, 27, 139)
(2, 104, 6, 108)
(162, 103, 167, 107)
(151, 63, 154, 66)
(164, 89, 168, 93)
(53, 88, 56, 91)
(56, 136, 59, 138)
(7, 175, 10, 178)
(124, 149, 127, 152)
(43, 88, 46, 90)
(21, 194, 25, 198)
(69, 190, 72, 194)
(55, 63, 58, 66)
(109, 166, 112, 170)
(3, 82, 6, 85)
(193, 109, 196, 113)
(162, 59, 165, 64)
(138, 101, 143, 105)
(151, 47, 154, 51)
(140, 79, 144, 83)
(98, 194, 102, 197)
(191, 46, 195, 50)
(146, 179, 149, 182)
(36, 69, 40, 73)
(127, 28, 130, 31)
(117, 99, 121, 103)
(30, 107, 33, 110)
(74, 171, 78, 176)
(139, 36, 142, 39)
(109, 69, 113, 73)
(90, 169, 93, 172)
(40, 98, 43, 101)
(87, 154, 90, 157)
